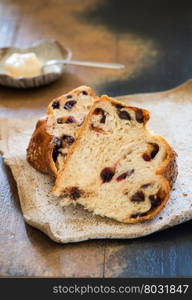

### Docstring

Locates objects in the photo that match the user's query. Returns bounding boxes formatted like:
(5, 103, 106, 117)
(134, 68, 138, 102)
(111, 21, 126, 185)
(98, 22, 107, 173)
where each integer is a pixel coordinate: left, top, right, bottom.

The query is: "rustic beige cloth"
(0, 81, 192, 243)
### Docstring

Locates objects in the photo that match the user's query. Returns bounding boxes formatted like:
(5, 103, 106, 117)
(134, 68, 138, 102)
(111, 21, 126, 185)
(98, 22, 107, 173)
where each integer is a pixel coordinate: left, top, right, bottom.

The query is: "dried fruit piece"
(135, 109, 144, 123)
(116, 169, 134, 181)
(118, 110, 131, 120)
(52, 137, 62, 162)
(93, 107, 105, 115)
(64, 100, 77, 110)
(149, 194, 162, 208)
(82, 91, 88, 95)
(93, 107, 107, 124)
(150, 143, 160, 159)
(100, 167, 115, 183)
(53, 137, 62, 149)
(65, 116, 76, 123)
(131, 191, 145, 202)
(142, 153, 151, 161)
(66, 94, 72, 99)
(100, 115, 106, 124)
(52, 149, 59, 162)
(63, 135, 75, 145)
(52, 101, 60, 109)
(142, 143, 160, 161)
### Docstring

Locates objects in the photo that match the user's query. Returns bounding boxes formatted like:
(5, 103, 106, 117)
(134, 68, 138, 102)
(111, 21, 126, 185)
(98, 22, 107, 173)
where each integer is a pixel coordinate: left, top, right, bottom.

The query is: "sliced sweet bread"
(27, 86, 99, 176)
(52, 95, 178, 223)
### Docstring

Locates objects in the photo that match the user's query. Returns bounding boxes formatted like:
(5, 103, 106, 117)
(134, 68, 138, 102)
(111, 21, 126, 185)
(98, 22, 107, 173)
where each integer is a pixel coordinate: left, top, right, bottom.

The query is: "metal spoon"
(43, 59, 125, 71)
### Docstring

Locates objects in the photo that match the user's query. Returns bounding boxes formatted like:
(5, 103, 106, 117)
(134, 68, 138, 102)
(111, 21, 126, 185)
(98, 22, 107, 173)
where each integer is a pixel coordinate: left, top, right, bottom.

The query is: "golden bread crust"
(26, 118, 57, 176)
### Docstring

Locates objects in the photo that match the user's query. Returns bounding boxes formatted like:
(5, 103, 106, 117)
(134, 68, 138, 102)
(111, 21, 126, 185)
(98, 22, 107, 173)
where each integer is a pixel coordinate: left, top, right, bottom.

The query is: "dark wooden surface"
(0, 0, 192, 277)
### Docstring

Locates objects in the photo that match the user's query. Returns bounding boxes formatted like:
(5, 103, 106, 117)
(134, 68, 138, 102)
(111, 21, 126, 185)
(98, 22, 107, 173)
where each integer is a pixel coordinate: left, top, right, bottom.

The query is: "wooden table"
(0, 0, 192, 277)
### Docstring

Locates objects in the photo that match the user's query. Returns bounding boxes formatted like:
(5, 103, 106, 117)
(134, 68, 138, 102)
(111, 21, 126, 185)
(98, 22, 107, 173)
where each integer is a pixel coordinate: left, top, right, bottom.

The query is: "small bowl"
(0, 40, 72, 88)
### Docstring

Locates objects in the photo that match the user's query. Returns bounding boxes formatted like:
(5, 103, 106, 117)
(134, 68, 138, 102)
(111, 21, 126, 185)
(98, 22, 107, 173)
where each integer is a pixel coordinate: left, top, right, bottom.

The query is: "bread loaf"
(27, 86, 99, 176)
(52, 95, 178, 223)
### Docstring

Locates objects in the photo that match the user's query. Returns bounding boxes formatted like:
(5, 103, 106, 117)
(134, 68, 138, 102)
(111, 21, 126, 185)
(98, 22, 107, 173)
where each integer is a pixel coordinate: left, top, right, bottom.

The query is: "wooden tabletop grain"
(0, 0, 192, 277)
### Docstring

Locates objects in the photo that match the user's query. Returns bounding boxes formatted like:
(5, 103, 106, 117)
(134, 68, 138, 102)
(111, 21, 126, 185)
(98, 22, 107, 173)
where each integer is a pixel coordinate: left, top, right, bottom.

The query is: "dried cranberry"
(150, 143, 159, 159)
(142, 153, 151, 161)
(93, 108, 105, 115)
(149, 194, 162, 208)
(142, 143, 159, 161)
(82, 91, 88, 95)
(93, 108, 107, 124)
(64, 100, 77, 110)
(131, 191, 145, 202)
(66, 94, 73, 99)
(100, 115, 106, 124)
(118, 110, 131, 120)
(100, 167, 115, 183)
(135, 109, 144, 123)
(65, 116, 76, 123)
(63, 135, 75, 145)
(116, 169, 134, 181)
(53, 137, 62, 149)
(52, 137, 62, 162)
(52, 101, 60, 109)
(52, 149, 59, 162)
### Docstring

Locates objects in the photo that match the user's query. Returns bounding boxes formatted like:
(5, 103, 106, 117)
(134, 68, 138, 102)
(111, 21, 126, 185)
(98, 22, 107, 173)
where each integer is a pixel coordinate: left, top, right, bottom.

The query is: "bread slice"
(27, 86, 99, 176)
(52, 95, 178, 223)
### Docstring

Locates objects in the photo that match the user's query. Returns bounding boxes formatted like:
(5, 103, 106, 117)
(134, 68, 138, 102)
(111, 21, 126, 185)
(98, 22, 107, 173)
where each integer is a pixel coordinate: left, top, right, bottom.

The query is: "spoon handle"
(45, 59, 124, 69)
